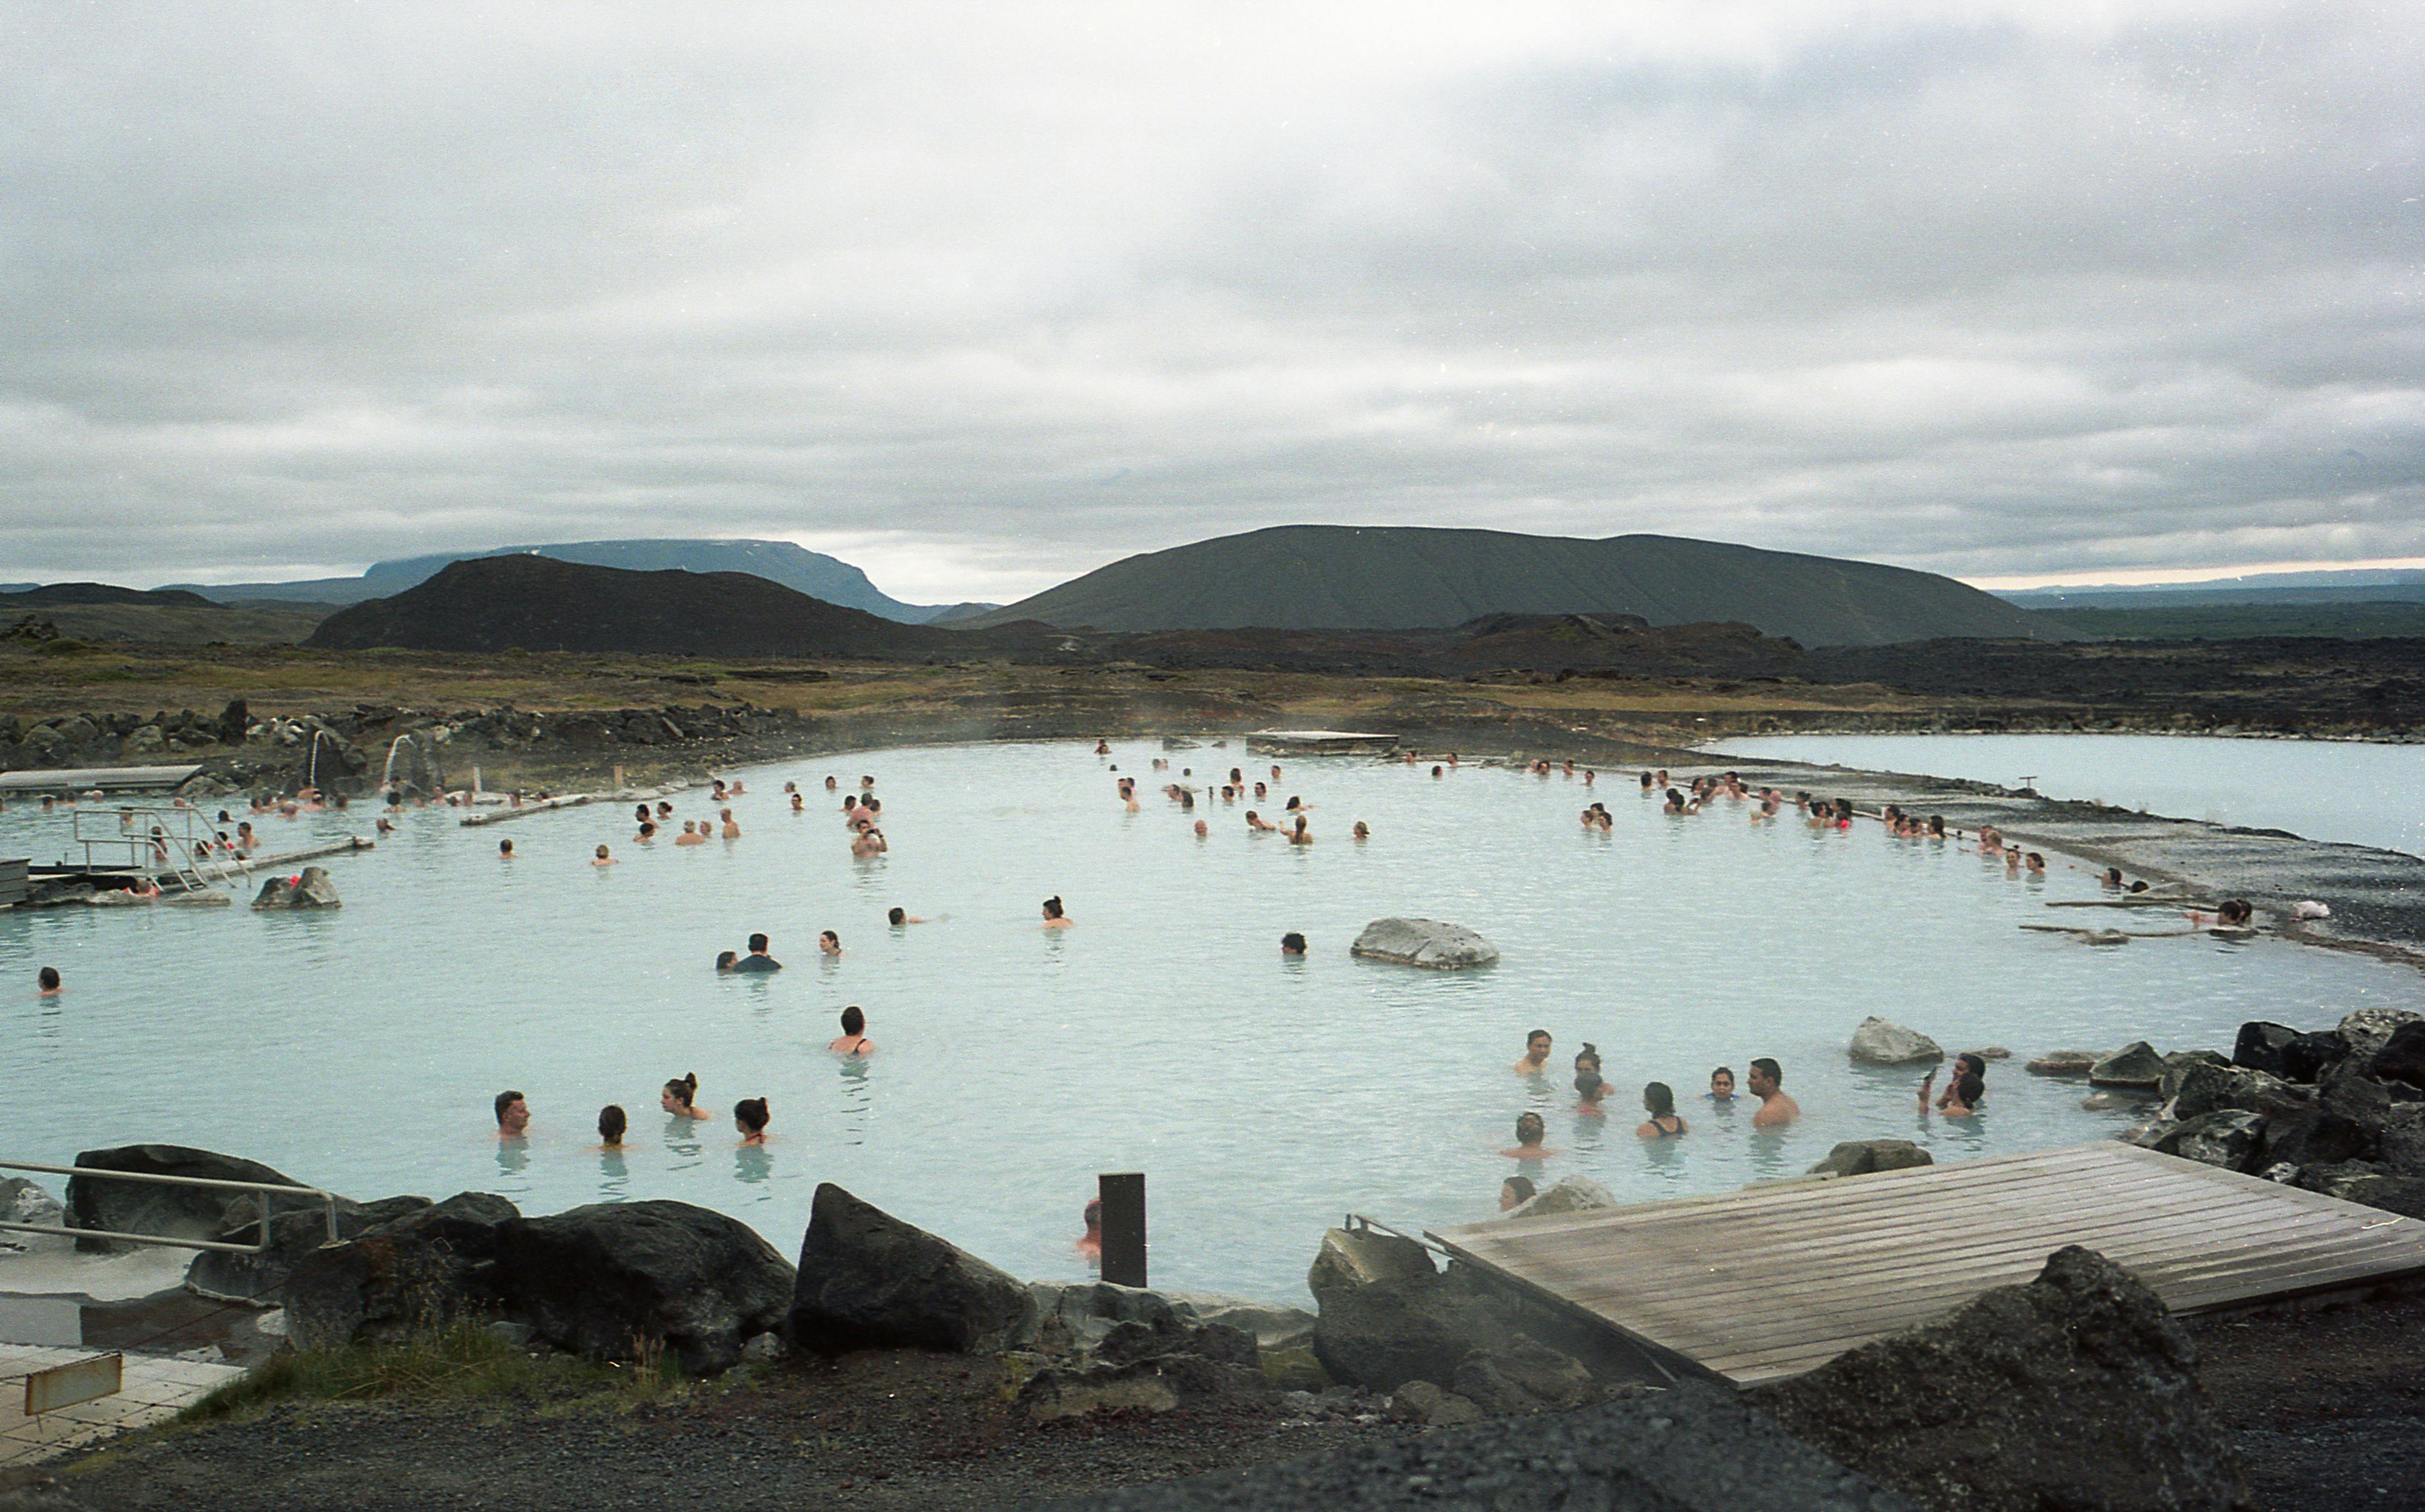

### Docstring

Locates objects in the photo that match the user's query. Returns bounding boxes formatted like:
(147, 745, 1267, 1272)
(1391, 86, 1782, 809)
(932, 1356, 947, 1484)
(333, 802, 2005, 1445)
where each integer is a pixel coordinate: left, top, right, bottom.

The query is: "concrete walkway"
(0, 1343, 243, 1466)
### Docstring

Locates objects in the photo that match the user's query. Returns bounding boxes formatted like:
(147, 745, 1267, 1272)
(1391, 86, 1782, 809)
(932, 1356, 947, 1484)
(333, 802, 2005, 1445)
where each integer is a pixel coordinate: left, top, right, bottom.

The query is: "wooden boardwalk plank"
(1430, 1143, 2425, 1387)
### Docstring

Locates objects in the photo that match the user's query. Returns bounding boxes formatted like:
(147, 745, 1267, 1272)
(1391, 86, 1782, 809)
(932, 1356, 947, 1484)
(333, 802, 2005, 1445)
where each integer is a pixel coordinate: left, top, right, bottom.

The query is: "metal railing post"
(0, 1158, 339, 1255)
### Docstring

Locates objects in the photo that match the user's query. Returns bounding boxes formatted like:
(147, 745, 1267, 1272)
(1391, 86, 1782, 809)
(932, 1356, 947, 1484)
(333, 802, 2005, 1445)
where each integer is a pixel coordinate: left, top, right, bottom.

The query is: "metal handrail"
(0, 1158, 338, 1255)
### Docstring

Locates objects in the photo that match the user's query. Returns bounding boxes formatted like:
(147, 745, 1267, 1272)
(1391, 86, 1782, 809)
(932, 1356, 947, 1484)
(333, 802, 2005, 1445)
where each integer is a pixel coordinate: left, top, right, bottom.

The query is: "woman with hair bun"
(1042, 896, 1072, 929)
(661, 1073, 709, 1121)
(735, 1097, 771, 1145)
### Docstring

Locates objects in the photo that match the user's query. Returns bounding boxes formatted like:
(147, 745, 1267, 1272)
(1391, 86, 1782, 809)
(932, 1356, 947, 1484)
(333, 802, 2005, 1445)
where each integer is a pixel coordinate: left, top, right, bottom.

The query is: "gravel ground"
(2187, 1288, 2425, 1511)
(18, 1350, 1410, 1512)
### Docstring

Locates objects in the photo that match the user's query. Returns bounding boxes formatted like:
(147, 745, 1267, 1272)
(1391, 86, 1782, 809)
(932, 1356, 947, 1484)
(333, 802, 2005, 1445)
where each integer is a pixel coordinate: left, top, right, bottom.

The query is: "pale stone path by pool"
(0, 1342, 243, 1465)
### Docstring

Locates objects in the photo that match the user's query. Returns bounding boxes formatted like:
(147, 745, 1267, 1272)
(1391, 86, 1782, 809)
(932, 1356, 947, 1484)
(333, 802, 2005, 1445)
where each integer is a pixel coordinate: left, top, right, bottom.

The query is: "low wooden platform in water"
(1430, 1142, 2425, 1388)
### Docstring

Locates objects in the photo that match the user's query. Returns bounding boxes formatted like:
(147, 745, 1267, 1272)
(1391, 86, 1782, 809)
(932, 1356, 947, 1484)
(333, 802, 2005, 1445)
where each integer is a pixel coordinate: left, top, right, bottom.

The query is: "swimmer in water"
(715, 950, 737, 973)
(637, 821, 657, 841)
(819, 930, 843, 956)
(1707, 1066, 1735, 1104)
(675, 820, 706, 846)
(825, 776, 839, 791)
(827, 1005, 874, 1056)
(1193, 818, 1209, 837)
(1920, 1053, 1985, 1117)
(1499, 1176, 1536, 1213)
(1514, 1029, 1553, 1075)
(598, 1104, 627, 1149)
(887, 906, 926, 926)
(2024, 852, 2045, 875)
(1501, 1111, 1557, 1161)
(1353, 820, 1370, 839)
(735, 1098, 771, 1146)
(850, 825, 887, 857)
(376, 817, 395, 835)
(1077, 1198, 1103, 1261)
(1575, 1067, 1611, 1117)
(2188, 899, 2256, 930)
(1253, 781, 1268, 799)
(37, 966, 61, 996)
(1746, 1057, 1799, 1127)
(720, 808, 742, 839)
(1637, 1082, 1688, 1139)
(1640, 771, 1656, 792)
(1431, 766, 1443, 778)
(1287, 815, 1313, 845)
(1095, 740, 1111, 756)
(663, 1074, 711, 1119)
(790, 794, 804, 813)
(732, 933, 782, 973)
(496, 1090, 530, 1138)
(499, 839, 514, 858)
(1280, 931, 1307, 956)
(1245, 810, 1277, 832)
(1042, 895, 1072, 929)
(711, 779, 728, 801)
(592, 844, 616, 867)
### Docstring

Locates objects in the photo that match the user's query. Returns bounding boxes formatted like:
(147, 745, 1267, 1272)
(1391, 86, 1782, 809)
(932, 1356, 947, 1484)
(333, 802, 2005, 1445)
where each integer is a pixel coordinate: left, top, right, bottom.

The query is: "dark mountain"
(175, 538, 964, 622)
(0, 582, 218, 607)
(305, 556, 985, 658)
(964, 526, 2070, 647)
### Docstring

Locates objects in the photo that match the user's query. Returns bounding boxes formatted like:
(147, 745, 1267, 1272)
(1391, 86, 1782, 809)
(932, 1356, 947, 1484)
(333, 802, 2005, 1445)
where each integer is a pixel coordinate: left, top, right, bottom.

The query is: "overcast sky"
(4, 2, 2420, 605)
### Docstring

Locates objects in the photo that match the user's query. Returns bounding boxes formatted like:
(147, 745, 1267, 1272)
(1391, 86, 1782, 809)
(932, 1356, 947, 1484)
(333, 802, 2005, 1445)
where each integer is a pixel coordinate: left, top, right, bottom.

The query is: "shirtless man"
(495, 1090, 530, 1138)
(850, 824, 887, 858)
(675, 820, 707, 846)
(1513, 1029, 1553, 1075)
(720, 808, 742, 839)
(1500, 1112, 1557, 1161)
(1746, 1057, 1800, 1127)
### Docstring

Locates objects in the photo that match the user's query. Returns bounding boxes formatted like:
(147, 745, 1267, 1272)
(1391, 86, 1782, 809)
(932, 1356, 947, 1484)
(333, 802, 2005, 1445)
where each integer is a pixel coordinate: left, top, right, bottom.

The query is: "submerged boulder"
(787, 1183, 1032, 1354)
(64, 1144, 307, 1254)
(1503, 1175, 1618, 1220)
(1807, 1140, 1934, 1179)
(2026, 1050, 2101, 1078)
(2089, 1041, 2168, 1089)
(1747, 1246, 2247, 1512)
(1349, 918, 1500, 969)
(493, 1200, 796, 1373)
(251, 866, 340, 909)
(1848, 1018, 1944, 1066)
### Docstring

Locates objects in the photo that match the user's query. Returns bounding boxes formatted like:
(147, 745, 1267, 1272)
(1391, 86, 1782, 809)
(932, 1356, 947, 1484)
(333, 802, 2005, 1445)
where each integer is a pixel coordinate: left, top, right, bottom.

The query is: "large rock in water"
(252, 866, 340, 909)
(1747, 1246, 2248, 1512)
(787, 1183, 1032, 1354)
(1503, 1175, 1617, 1220)
(1848, 1018, 1943, 1066)
(285, 1192, 520, 1350)
(1807, 1141, 1934, 1179)
(64, 1145, 306, 1254)
(2089, 1041, 2169, 1089)
(492, 1200, 795, 1373)
(1349, 918, 1500, 969)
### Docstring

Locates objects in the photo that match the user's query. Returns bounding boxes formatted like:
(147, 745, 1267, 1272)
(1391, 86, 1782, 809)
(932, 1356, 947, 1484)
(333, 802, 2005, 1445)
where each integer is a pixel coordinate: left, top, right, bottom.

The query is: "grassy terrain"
(2031, 601, 2425, 640)
(176, 1320, 670, 1424)
(3, 602, 334, 646)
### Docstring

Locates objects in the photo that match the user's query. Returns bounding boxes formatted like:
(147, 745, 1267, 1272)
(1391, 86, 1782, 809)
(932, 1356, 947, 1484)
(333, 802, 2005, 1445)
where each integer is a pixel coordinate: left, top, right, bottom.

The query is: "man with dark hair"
(1280, 932, 1307, 955)
(731, 933, 782, 973)
(1747, 1058, 1799, 1127)
(495, 1090, 529, 1136)
(1513, 1029, 1553, 1075)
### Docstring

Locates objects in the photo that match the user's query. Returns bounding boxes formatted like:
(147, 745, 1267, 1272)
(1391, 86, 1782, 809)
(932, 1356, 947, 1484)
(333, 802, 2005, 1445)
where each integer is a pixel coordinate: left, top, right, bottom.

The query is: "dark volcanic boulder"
(1018, 1350, 1271, 1423)
(2296, 1163, 2425, 1219)
(2151, 1111, 2267, 1172)
(2257, 1108, 2380, 1171)
(251, 866, 340, 909)
(2088, 1041, 2168, 1089)
(188, 1194, 433, 1303)
(1808, 1140, 1933, 1179)
(1747, 1246, 2247, 1512)
(284, 1192, 519, 1350)
(1450, 1338, 1598, 1414)
(64, 1145, 307, 1254)
(2231, 1021, 2298, 1077)
(1092, 1315, 1260, 1369)
(2372, 1022, 2425, 1092)
(787, 1183, 1032, 1354)
(492, 1200, 795, 1373)
(2280, 1029, 2349, 1084)
(1311, 1273, 1497, 1391)
(2170, 1063, 2311, 1123)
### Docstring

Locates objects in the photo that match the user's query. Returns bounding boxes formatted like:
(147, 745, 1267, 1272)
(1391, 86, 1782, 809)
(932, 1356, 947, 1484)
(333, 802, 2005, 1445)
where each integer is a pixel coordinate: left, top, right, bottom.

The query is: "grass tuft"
(177, 1321, 637, 1423)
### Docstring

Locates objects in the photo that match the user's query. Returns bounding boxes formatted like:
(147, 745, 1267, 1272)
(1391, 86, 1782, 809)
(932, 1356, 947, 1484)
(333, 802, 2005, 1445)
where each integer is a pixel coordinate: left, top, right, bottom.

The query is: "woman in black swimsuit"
(1636, 1082, 1688, 1140)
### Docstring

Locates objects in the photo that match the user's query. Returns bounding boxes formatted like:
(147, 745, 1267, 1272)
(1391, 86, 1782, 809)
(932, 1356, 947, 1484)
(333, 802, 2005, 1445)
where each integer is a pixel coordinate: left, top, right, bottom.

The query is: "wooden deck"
(1430, 1143, 2425, 1388)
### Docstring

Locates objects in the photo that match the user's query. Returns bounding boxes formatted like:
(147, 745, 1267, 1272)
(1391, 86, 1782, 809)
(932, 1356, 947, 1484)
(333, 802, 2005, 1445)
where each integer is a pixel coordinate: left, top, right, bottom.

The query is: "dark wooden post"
(1098, 1171, 1147, 1287)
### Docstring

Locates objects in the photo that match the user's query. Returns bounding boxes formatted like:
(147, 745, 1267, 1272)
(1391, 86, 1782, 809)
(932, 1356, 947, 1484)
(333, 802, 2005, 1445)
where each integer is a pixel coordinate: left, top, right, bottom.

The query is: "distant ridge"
(306, 556, 986, 658)
(174, 538, 966, 622)
(964, 526, 2070, 647)
(0, 582, 218, 609)
(2001, 568, 2425, 611)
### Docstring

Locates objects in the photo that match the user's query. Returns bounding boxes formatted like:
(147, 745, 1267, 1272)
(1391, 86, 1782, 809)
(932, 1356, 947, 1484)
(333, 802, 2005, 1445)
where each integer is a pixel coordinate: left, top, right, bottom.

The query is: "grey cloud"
(2, 2, 2419, 600)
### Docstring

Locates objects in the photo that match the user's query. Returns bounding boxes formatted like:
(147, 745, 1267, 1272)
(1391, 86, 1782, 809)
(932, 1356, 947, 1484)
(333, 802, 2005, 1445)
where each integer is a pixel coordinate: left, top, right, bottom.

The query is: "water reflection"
(495, 1136, 529, 1180)
(597, 1148, 629, 1199)
(661, 1115, 702, 1171)
(1743, 1127, 1795, 1182)
(733, 1143, 773, 1186)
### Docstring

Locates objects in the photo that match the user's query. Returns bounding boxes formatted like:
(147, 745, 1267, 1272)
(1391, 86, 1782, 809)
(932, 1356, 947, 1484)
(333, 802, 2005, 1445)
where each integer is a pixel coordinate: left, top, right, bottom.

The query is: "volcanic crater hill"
(1108, 613, 1815, 679)
(965, 525, 2072, 647)
(304, 555, 1042, 659)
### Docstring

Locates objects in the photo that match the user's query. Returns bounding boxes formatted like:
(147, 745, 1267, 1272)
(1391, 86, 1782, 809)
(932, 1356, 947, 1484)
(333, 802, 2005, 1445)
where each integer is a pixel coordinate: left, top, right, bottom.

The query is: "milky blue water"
(3, 741, 2419, 1304)
(1705, 733, 2424, 858)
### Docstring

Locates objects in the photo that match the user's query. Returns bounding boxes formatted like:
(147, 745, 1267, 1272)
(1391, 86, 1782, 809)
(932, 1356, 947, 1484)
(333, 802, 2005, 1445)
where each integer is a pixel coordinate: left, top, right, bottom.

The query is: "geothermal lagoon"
(4, 739, 2421, 1301)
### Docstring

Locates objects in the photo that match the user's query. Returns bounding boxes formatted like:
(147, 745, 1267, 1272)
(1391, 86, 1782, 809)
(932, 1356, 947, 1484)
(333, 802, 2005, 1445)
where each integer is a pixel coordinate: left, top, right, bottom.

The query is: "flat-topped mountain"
(305, 556, 986, 658)
(179, 538, 980, 623)
(964, 526, 2071, 647)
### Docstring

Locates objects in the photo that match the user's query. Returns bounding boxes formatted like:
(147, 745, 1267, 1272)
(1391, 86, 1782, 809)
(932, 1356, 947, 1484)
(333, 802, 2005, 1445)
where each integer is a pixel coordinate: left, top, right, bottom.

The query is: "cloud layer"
(3, 2, 2420, 603)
